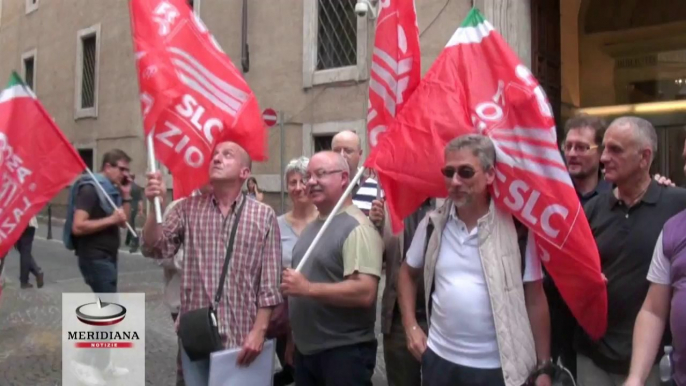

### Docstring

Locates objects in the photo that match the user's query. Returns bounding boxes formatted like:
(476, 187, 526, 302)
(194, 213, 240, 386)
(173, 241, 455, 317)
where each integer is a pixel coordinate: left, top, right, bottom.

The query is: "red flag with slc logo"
(130, 0, 266, 198)
(367, 0, 421, 149)
(365, 8, 607, 339)
(0, 72, 86, 259)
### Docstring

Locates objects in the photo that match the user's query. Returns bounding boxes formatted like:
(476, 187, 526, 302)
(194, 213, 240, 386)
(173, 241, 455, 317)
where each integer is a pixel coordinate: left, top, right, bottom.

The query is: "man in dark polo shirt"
(65, 149, 132, 385)
(575, 117, 686, 386)
(546, 115, 613, 376)
(282, 150, 384, 386)
(69, 149, 132, 293)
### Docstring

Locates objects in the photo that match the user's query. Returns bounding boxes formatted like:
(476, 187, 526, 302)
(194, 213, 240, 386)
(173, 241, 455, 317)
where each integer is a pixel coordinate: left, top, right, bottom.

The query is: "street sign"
(262, 108, 278, 127)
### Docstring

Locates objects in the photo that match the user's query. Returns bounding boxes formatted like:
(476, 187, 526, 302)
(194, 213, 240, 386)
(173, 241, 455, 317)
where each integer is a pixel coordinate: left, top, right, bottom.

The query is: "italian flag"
(366, 8, 607, 339)
(0, 72, 86, 261)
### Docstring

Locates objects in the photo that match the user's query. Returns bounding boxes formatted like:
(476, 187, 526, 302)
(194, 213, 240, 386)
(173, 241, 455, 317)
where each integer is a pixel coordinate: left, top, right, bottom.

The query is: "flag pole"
(84, 169, 137, 238)
(146, 134, 163, 224)
(295, 166, 366, 272)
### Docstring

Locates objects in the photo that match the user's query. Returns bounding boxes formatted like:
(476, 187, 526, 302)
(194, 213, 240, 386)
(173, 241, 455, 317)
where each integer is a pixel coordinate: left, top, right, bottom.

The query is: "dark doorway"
(531, 0, 562, 140)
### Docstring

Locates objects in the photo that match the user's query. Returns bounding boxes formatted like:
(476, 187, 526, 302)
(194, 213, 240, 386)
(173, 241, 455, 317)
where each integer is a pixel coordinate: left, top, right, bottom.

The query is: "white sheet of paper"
(208, 339, 275, 386)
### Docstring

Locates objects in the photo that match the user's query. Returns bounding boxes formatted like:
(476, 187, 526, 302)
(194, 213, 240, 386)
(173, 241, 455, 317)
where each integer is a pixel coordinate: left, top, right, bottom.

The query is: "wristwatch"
(535, 359, 555, 378)
(122, 198, 132, 203)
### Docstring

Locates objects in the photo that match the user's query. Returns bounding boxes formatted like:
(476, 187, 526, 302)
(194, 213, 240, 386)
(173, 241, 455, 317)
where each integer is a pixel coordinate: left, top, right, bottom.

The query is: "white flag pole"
(147, 134, 163, 224)
(84, 168, 137, 238)
(295, 166, 367, 272)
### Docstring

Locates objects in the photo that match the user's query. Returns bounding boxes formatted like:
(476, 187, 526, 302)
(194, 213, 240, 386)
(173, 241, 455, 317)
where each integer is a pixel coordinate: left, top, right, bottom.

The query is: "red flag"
(0, 72, 86, 258)
(365, 8, 607, 339)
(130, 0, 267, 198)
(367, 0, 421, 149)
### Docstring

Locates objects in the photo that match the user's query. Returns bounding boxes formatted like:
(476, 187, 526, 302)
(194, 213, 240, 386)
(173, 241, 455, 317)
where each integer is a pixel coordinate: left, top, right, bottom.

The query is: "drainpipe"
(241, 0, 249, 73)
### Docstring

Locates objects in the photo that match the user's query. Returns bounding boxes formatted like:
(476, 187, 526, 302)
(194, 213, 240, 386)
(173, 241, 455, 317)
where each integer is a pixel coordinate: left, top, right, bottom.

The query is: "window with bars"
(24, 56, 36, 90)
(313, 134, 334, 152)
(80, 35, 97, 109)
(303, 0, 367, 88)
(316, 0, 357, 70)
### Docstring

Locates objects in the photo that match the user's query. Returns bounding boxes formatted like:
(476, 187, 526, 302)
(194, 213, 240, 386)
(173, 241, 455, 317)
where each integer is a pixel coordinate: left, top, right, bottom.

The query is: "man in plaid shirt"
(142, 141, 283, 384)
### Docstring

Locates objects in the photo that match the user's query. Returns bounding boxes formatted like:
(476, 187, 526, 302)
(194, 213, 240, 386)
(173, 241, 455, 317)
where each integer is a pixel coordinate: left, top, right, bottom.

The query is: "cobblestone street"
(0, 225, 388, 385)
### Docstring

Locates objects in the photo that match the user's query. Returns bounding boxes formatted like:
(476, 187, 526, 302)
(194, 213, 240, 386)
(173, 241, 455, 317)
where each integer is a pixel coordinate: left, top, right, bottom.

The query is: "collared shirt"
(406, 204, 542, 368)
(577, 179, 612, 205)
(143, 193, 283, 349)
(578, 180, 686, 373)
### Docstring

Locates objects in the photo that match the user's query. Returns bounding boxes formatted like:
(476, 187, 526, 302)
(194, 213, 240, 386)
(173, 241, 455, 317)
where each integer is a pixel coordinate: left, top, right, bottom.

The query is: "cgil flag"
(129, 0, 267, 198)
(367, 0, 421, 149)
(0, 72, 86, 259)
(365, 8, 607, 339)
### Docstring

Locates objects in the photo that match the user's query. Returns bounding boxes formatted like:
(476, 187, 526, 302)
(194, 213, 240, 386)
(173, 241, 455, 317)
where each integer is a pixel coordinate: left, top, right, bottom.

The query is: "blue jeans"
(180, 345, 210, 386)
(77, 252, 118, 293)
(294, 340, 377, 386)
(75, 252, 118, 370)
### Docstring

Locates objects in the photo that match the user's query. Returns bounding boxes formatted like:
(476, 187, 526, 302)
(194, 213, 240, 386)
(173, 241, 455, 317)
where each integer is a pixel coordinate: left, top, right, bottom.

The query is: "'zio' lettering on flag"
(130, 0, 266, 199)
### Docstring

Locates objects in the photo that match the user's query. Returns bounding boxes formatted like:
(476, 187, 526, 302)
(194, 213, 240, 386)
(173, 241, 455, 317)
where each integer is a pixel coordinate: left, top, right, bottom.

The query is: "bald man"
(332, 130, 380, 215)
(282, 151, 384, 386)
(143, 141, 283, 384)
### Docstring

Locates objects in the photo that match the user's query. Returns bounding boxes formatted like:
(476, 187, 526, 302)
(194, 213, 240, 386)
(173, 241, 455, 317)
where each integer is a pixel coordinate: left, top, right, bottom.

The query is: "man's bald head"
(332, 130, 363, 172)
(311, 150, 349, 173)
(307, 151, 351, 213)
(332, 130, 361, 150)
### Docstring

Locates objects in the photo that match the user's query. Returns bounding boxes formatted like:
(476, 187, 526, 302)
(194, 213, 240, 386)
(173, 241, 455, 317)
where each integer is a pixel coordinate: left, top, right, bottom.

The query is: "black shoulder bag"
(178, 195, 246, 362)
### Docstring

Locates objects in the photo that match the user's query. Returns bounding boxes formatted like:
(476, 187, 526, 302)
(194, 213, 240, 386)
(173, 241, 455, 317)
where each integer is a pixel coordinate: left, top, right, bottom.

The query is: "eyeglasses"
(302, 169, 344, 184)
(440, 166, 476, 179)
(563, 143, 599, 154)
(107, 163, 130, 173)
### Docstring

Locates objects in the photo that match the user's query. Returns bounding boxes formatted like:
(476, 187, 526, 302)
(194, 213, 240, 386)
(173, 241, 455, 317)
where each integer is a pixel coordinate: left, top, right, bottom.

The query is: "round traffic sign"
(262, 108, 277, 127)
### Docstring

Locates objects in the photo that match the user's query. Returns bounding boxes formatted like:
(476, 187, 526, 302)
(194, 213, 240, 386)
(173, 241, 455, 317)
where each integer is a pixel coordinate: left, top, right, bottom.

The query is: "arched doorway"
(561, 0, 686, 186)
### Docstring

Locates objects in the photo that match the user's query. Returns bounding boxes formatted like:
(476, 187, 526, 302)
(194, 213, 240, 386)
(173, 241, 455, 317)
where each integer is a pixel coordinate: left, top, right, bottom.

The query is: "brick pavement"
(0, 223, 389, 385)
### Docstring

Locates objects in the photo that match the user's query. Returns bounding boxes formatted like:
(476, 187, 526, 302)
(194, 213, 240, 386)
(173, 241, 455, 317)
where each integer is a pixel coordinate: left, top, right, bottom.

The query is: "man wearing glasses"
(396, 135, 551, 386)
(67, 149, 132, 294)
(281, 150, 384, 386)
(561, 115, 613, 205)
(575, 117, 686, 385)
(545, 115, 613, 378)
(63, 149, 132, 385)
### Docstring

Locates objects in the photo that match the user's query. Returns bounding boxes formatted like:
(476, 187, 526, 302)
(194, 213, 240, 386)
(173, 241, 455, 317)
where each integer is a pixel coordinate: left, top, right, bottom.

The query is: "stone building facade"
(0, 0, 545, 216)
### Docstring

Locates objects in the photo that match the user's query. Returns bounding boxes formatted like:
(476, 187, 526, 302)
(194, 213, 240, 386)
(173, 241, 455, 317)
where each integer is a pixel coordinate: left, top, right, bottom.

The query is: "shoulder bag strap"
(212, 194, 247, 310)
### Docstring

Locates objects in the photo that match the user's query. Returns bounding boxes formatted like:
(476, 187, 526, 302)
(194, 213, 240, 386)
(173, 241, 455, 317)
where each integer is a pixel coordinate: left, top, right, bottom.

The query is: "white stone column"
(473, 0, 532, 68)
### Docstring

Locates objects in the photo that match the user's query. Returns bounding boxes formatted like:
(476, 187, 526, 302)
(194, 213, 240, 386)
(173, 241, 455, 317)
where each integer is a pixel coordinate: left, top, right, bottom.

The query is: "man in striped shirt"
(142, 141, 283, 385)
(332, 130, 379, 215)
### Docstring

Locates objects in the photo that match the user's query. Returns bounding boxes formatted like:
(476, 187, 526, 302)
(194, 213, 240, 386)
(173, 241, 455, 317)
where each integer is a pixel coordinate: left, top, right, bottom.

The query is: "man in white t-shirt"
(396, 135, 551, 386)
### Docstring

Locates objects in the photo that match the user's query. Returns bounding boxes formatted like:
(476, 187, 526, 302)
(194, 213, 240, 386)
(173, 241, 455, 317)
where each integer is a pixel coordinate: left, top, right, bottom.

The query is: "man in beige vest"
(396, 134, 552, 386)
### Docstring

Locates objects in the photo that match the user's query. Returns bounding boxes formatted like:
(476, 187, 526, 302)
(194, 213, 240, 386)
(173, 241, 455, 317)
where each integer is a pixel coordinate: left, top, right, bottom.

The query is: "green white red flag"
(365, 8, 607, 339)
(0, 72, 86, 259)
(130, 0, 266, 198)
